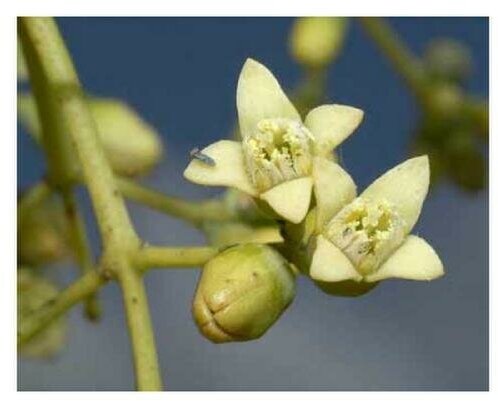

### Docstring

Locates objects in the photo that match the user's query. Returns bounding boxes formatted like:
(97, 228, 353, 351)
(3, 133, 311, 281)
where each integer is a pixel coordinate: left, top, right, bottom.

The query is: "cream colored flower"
(184, 58, 363, 223)
(310, 156, 444, 283)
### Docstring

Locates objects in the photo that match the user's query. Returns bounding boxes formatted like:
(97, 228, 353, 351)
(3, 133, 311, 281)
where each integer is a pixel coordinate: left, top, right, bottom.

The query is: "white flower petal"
(361, 156, 430, 234)
(313, 157, 357, 230)
(310, 235, 362, 282)
(260, 177, 312, 223)
(305, 104, 364, 156)
(365, 235, 444, 282)
(236, 58, 301, 138)
(184, 140, 257, 196)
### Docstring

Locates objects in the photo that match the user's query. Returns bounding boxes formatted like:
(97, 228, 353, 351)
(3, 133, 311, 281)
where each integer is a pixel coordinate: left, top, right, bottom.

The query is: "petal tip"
(304, 104, 364, 153)
(412, 154, 430, 169)
(310, 235, 362, 282)
(260, 177, 313, 224)
(243, 57, 260, 68)
(336, 104, 365, 119)
(407, 154, 431, 188)
(240, 58, 266, 78)
(365, 235, 444, 282)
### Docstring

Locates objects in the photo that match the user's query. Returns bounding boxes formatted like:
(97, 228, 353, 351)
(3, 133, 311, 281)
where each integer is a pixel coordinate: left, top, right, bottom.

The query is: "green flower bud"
(290, 17, 348, 68)
(411, 98, 487, 192)
(18, 94, 164, 177)
(89, 98, 164, 176)
(18, 198, 69, 266)
(18, 268, 67, 358)
(423, 38, 472, 84)
(427, 83, 465, 117)
(445, 129, 486, 191)
(192, 244, 296, 343)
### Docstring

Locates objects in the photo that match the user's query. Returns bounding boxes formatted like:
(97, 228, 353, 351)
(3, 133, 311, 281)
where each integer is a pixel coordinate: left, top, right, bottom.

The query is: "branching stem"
(19, 17, 162, 391)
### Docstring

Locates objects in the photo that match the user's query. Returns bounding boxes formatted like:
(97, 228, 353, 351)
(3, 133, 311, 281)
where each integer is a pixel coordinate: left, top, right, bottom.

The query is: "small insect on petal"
(342, 227, 352, 237)
(190, 147, 216, 166)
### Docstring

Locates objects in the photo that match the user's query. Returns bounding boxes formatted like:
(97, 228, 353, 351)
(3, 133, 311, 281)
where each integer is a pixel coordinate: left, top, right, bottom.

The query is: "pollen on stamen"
(242, 117, 314, 191)
(325, 197, 406, 276)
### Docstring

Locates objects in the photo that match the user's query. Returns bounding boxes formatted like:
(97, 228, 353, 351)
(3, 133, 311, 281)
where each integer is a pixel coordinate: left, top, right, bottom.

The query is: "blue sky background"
(18, 17, 488, 390)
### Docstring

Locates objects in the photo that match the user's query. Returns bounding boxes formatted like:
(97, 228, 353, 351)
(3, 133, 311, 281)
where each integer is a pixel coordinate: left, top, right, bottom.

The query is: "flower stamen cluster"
(243, 118, 314, 191)
(325, 198, 405, 275)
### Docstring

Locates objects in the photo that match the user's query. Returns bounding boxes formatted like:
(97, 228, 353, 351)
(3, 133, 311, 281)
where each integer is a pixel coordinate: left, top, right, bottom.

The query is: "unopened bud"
(290, 17, 348, 68)
(18, 268, 67, 358)
(18, 94, 164, 177)
(427, 83, 465, 117)
(18, 198, 68, 266)
(423, 38, 472, 84)
(89, 98, 164, 176)
(193, 244, 296, 343)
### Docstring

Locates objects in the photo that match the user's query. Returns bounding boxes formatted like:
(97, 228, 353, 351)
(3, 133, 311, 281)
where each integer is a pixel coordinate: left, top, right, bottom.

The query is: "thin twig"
(60, 188, 101, 321)
(135, 245, 219, 270)
(18, 179, 52, 222)
(18, 270, 107, 346)
(19, 17, 162, 390)
(117, 177, 234, 225)
(358, 17, 429, 106)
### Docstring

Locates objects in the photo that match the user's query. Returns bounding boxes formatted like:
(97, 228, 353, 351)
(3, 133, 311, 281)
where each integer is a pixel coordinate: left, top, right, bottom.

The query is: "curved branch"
(18, 270, 107, 346)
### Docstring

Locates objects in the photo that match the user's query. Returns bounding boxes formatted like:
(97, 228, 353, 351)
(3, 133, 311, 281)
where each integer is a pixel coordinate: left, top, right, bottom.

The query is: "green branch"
(61, 189, 101, 321)
(18, 270, 107, 346)
(19, 20, 104, 321)
(18, 180, 52, 222)
(19, 17, 162, 391)
(358, 17, 429, 106)
(135, 245, 218, 270)
(117, 265, 163, 389)
(19, 17, 137, 251)
(117, 177, 234, 225)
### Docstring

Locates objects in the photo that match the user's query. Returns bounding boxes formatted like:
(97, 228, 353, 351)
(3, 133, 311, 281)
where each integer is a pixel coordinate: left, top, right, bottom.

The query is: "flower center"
(242, 118, 314, 192)
(325, 197, 406, 276)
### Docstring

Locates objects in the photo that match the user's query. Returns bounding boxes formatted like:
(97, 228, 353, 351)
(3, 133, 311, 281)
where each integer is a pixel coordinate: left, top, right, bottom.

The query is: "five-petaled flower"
(309, 155, 444, 283)
(184, 58, 364, 224)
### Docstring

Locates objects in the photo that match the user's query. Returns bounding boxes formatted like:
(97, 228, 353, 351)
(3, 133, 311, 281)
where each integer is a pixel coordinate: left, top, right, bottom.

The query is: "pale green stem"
(19, 17, 162, 391)
(135, 245, 219, 270)
(18, 269, 107, 346)
(19, 20, 103, 321)
(358, 17, 430, 106)
(117, 177, 234, 225)
(18, 179, 52, 222)
(60, 189, 101, 321)
(19, 17, 137, 251)
(117, 266, 163, 390)
(292, 67, 327, 116)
